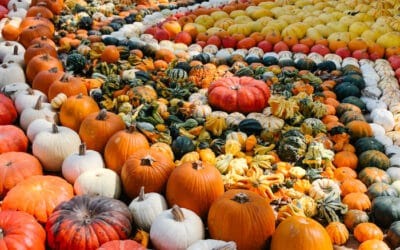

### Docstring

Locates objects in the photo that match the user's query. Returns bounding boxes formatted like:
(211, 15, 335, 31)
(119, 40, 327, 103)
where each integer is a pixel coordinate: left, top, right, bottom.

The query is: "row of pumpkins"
(1, 0, 400, 249)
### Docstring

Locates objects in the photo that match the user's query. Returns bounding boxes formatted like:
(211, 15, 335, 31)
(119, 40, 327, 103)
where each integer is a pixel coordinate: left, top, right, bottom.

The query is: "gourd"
(14, 88, 47, 114)
(61, 142, 105, 184)
(150, 205, 205, 250)
(371, 196, 400, 228)
(358, 150, 390, 171)
(32, 124, 81, 172)
(128, 186, 168, 232)
(277, 130, 307, 163)
(19, 96, 56, 131)
(358, 167, 391, 187)
(325, 222, 349, 245)
(74, 168, 121, 199)
(46, 195, 133, 250)
(171, 135, 196, 159)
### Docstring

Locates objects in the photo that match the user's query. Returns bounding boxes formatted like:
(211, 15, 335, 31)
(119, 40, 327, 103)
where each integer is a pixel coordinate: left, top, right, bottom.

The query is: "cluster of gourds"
(2, 0, 400, 249)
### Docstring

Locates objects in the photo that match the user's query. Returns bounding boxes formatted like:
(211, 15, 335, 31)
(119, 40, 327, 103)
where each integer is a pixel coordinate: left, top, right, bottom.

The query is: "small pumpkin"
(358, 239, 390, 250)
(325, 221, 349, 245)
(358, 167, 391, 187)
(371, 196, 400, 228)
(25, 54, 63, 83)
(97, 240, 146, 250)
(344, 209, 369, 232)
(74, 168, 121, 199)
(387, 221, 400, 248)
(333, 150, 358, 169)
(0, 93, 17, 125)
(47, 74, 88, 101)
(19, 96, 56, 131)
(340, 179, 367, 196)
(367, 182, 398, 200)
(354, 222, 384, 243)
(342, 192, 371, 211)
(358, 149, 391, 171)
(0, 125, 28, 153)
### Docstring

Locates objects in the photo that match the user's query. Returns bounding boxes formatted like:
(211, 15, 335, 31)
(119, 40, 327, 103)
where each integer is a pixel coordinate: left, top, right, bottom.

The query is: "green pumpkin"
(333, 82, 361, 101)
(387, 221, 400, 248)
(316, 60, 336, 72)
(371, 196, 400, 228)
(66, 53, 87, 74)
(238, 118, 263, 136)
(341, 74, 366, 90)
(171, 135, 196, 159)
(342, 64, 362, 75)
(300, 118, 326, 136)
(277, 131, 307, 163)
(278, 58, 296, 68)
(358, 150, 391, 171)
(368, 182, 398, 200)
(295, 58, 317, 71)
(234, 67, 254, 77)
(341, 96, 367, 113)
(339, 110, 366, 124)
(354, 137, 385, 155)
(358, 167, 392, 187)
(336, 103, 362, 117)
(262, 56, 279, 66)
(192, 53, 211, 64)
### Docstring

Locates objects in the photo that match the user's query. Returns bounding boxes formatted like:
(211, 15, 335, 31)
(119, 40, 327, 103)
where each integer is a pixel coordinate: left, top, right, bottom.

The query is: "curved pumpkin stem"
(27, 88, 35, 95)
(171, 205, 185, 222)
(140, 155, 155, 166)
(96, 109, 107, 120)
(79, 142, 86, 156)
(232, 193, 249, 204)
(13, 45, 18, 55)
(34, 96, 42, 110)
(52, 123, 59, 133)
(138, 186, 145, 201)
(192, 160, 204, 170)
(212, 242, 237, 250)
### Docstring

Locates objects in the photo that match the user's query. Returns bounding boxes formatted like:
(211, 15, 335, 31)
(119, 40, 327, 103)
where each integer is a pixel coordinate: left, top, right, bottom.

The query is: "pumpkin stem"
(96, 109, 107, 120)
(77, 93, 83, 99)
(138, 186, 145, 201)
(140, 155, 154, 166)
(79, 142, 86, 156)
(127, 123, 138, 133)
(60, 73, 71, 82)
(232, 192, 250, 204)
(52, 123, 59, 133)
(1, 64, 7, 69)
(12, 3, 17, 11)
(171, 205, 185, 222)
(34, 96, 42, 109)
(212, 242, 237, 250)
(192, 160, 204, 170)
(13, 45, 18, 55)
(27, 88, 35, 95)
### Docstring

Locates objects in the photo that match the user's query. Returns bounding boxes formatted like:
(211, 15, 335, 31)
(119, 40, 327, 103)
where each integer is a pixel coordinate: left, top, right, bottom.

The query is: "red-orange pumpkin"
(25, 54, 63, 83)
(0, 93, 17, 125)
(0, 152, 43, 198)
(121, 148, 175, 199)
(0, 210, 46, 250)
(0, 125, 28, 154)
(208, 76, 271, 113)
(97, 240, 146, 250)
(47, 74, 88, 101)
(166, 160, 224, 219)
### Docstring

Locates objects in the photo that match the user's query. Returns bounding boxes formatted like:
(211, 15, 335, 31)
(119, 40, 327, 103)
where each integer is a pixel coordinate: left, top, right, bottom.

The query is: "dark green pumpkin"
(358, 150, 391, 171)
(192, 53, 211, 64)
(102, 36, 119, 45)
(317, 60, 336, 72)
(234, 67, 254, 77)
(262, 56, 279, 66)
(339, 110, 366, 124)
(335, 103, 362, 117)
(341, 74, 366, 90)
(371, 196, 400, 228)
(354, 137, 385, 155)
(295, 58, 317, 71)
(277, 132, 307, 163)
(238, 118, 263, 136)
(171, 135, 195, 159)
(333, 82, 361, 101)
(66, 53, 87, 74)
(358, 167, 392, 187)
(174, 61, 192, 72)
(342, 64, 362, 75)
(278, 58, 295, 67)
(245, 54, 261, 64)
(387, 221, 400, 248)
(341, 96, 367, 113)
(367, 182, 398, 200)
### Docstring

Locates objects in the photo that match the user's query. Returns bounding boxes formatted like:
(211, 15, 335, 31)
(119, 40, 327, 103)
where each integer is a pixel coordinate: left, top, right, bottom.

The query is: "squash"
(339, 111, 365, 124)
(74, 168, 121, 199)
(333, 82, 361, 101)
(97, 240, 146, 250)
(371, 196, 400, 228)
(341, 96, 367, 113)
(358, 150, 391, 171)
(238, 118, 263, 136)
(358, 239, 390, 250)
(367, 182, 398, 200)
(342, 192, 371, 211)
(358, 167, 391, 187)
(325, 222, 349, 245)
(277, 130, 307, 163)
(354, 222, 384, 243)
(0, 124, 28, 154)
(354, 137, 385, 155)
(345, 120, 372, 140)
(387, 221, 400, 248)
(344, 209, 369, 232)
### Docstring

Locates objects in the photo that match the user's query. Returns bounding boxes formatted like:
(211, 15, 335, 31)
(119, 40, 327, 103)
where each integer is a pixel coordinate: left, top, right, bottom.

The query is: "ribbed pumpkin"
(345, 120, 372, 140)
(271, 216, 333, 250)
(342, 192, 371, 211)
(333, 150, 358, 169)
(354, 222, 384, 243)
(104, 124, 150, 175)
(358, 167, 391, 187)
(121, 148, 175, 199)
(166, 160, 224, 219)
(208, 189, 275, 250)
(367, 182, 398, 200)
(325, 221, 349, 245)
(47, 74, 88, 101)
(358, 150, 391, 171)
(344, 209, 369, 232)
(340, 179, 367, 196)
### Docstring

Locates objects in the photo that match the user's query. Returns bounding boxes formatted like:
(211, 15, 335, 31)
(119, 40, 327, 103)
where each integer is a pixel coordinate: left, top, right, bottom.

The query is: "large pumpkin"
(1, 175, 74, 223)
(0, 210, 46, 250)
(0, 125, 28, 153)
(166, 160, 224, 219)
(0, 93, 17, 125)
(270, 216, 333, 250)
(207, 189, 275, 250)
(208, 76, 271, 113)
(121, 148, 175, 199)
(46, 194, 133, 250)
(0, 152, 43, 198)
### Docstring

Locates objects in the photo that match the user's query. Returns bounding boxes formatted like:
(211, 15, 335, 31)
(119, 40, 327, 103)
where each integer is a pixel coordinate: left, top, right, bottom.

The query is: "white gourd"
(26, 117, 55, 143)
(0, 61, 26, 87)
(188, 240, 237, 250)
(74, 168, 121, 198)
(19, 97, 56, 131)
(14, 88, 47, 113)
(128, 186, 168, 232)
(369, 123, 386, 137)
(370, 108, 395, 132)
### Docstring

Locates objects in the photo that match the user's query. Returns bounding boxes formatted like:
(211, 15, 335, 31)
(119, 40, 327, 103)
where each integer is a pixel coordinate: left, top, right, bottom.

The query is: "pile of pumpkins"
(2, 0, 400, 249)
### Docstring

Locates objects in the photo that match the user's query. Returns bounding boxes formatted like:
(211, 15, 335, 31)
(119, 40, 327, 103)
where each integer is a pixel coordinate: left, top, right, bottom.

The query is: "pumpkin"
(333, 82, 361, 101)
(345, 120, 373, 140)
(358, 167, 391, 187)
(31, 67, 64, 96)
(238, 118, 263, 136)
(0, 125, 28, 153)
(0, 210, 46, 250)
(354, 137, 385, 155)
(25, 54, 63, 83)
(46, 194, 132, 250)
(150, 205, 205, 250)
(18, 24, 54, 48)
(354, 222, 384, 243)
(342, 192, 371, 211)
(47, 74, 88, 101)
(79, 109, 126, 153)
(24, 42, 57, 65)
(59, 93, 100, 132)
(371, 196, 400, 228)
(97, 240, 146, 250)
(2, 175, 73, 223)
(19, 96, 56, 131)
(30, 0, 64, 14)
(0, 152, 42, 198)
(358, 239, 390, 250)
(104, 124, 150, 175)
(171, 135, 196, 159)
(166, 160, 224, 219)
(127, 85, 158, 107)
(74, 168, 121, 199)
(271, 216, 333, 250)
(128, 186, 168, 232)
(188, 240, 236, 250)
(0, 93, 17, 125)
(208, 76, 271, 114)
(150, 142, 174, 161)
(14, 88, 48, 114)
(387, 221, 400, 248)
(325, 221, 349, 245)
(336, 103, 362, 117)
(208, 189, 275, 250)
(367, 182, 398, 200)
(333, 167, 357, 182)
(333, 150, 358, 169)
(340, 179, 367, 196)
(32, 124, 81, 172)
(121, 148, 175, 199)
(339, 110, 366, 124)
(358, 150, 391, 171)
(344, 209, 369, 232)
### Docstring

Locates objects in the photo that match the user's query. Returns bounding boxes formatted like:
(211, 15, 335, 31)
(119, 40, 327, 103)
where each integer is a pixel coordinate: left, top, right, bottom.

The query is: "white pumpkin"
(32, 124, 81, 172)
(0, 81, 29, 100)
(2, 44, 25, 67)
(19, 97, 56, 131)
(14, 88, 48, 113)
(390, 154, 400, 168)
(6, 4, 27, 18)
(74, 168, 121, 198)
(7, 0, 30, 10)
(386, 145, 400, 157)
(360, 97, 387, 112)
(128, 186, 168, 232)
(150, 205, 205, 250)
(386, 167, 400, 181)
(391, 180, 400, 194)
(26, 117, 55, 142)
(61, 143, 105, 184)
(0, 41, 24, 61)
(187, 240, 237, 250)
(370, 108, 395, 132)
(0, 61, 26, 88)
(369, 123, 386, 137)
(374, 134, 393, 148)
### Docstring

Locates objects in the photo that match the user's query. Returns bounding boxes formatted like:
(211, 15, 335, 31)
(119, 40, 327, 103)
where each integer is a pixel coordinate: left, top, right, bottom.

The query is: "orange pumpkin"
(47, 74, 88, 101)
(18, 24, 54, 48)
(101, 45, 120, 64)
(0, 125, 28, 154)
(25, 54, 63, 83)
(334, 167, 357, 182)
(26, 4, 54, 19)
(31, 67, 64, 96)
(24, 42, 58, 65)
(348, 38, 369, 52)
(333, 150, 358, 169)
(342, 192, 371, 211)
(354, 222, 384, 243)
(325, 221, 349, 245)
(344, 209, 369, 232)
(358, 239, 390, 250)
(340, 179, 367, 196)
(121, 148, 175, 199)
